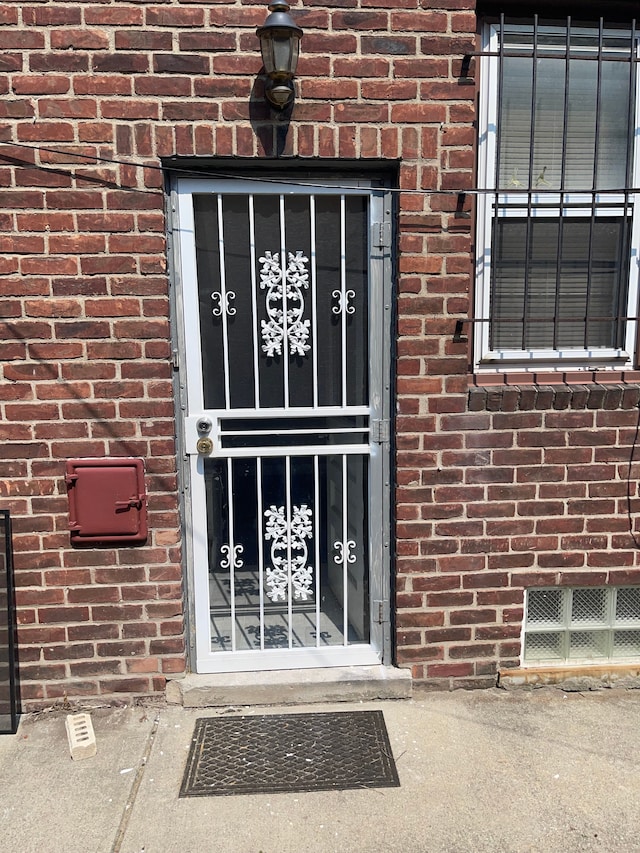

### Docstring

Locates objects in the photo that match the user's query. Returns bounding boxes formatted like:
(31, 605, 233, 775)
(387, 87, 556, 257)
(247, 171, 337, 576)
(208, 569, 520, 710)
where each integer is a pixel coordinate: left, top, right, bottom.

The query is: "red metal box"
(65, 458, 148, 544)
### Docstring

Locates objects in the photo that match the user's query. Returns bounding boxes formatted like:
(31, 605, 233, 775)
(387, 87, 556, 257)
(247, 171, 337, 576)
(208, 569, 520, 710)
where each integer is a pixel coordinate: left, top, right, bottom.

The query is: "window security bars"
(523, 587, 640, 665)
(475, 17, 640, 369)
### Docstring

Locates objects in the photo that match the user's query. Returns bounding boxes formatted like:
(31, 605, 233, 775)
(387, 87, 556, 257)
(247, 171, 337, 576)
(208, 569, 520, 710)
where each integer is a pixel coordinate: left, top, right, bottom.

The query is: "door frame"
(168, 165, 395, 674)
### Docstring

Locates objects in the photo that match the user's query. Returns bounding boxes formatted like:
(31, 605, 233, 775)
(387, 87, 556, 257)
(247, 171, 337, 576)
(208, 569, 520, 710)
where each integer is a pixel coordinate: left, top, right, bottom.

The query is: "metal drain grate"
(179, 710, 400, 797)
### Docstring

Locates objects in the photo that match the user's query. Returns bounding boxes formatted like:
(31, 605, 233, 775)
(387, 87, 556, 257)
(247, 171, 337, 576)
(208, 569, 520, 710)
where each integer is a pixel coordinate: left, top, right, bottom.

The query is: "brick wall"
(1, 0, 637, 703)
(396, 382, 640, 687)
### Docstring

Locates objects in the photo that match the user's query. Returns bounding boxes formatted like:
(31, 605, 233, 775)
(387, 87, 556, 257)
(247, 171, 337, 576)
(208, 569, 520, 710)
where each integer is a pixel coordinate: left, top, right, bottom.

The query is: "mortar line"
(110, 710, 161, 853)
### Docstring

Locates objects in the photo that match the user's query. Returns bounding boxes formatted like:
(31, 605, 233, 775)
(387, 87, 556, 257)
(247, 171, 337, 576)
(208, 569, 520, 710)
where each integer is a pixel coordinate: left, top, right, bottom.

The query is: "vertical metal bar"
(494, 14, 506, 190)
(0, 511, 18, 732)
(619, 21, 637, 348)
(248, 195, 261, 408)
(490, 14, 505, 350)
(314, 454, 320, 648)
(584, 19, 605, 347)
(553, 19, 572, 350)
(285, 454, 293, 648)
(592, 19, 605, 192)
(342, 453, 349, 646)
(522, 15, 539, 350)
(624, 21, 637, 209)
(280, 194, 290, 409)
(256, 457, 265, 651)
(368, 189, 390, 663)
(558, 19, 571, 179)
(227, 457, 237, 652)
(340, 195, 347, 407)
(217, 194, 231, 408)
(628, 19, 637, 174)
(310, 195, 319, 408)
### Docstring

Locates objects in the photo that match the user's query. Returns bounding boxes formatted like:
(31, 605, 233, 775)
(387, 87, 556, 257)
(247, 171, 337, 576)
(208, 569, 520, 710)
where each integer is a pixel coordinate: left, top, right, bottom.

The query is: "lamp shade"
(257, 3, 302, 80)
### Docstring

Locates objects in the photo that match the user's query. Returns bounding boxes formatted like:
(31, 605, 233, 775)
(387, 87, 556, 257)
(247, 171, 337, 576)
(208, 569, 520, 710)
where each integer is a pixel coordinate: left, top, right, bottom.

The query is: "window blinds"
(488, 24, 636, 353)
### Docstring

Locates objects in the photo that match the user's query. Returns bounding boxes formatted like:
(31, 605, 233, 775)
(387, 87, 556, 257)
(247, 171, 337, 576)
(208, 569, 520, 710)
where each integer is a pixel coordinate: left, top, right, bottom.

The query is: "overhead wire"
(3, 139, 640, 196)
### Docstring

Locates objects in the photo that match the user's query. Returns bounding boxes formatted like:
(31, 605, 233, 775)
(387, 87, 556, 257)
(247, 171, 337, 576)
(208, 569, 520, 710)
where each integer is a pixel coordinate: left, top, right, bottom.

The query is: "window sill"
(472, 370, 640, 387)
(468, 380, 640, 412)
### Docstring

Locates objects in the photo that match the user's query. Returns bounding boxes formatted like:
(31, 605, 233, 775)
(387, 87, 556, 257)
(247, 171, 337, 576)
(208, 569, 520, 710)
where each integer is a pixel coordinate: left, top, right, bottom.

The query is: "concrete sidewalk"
(1, 688, 639, 853)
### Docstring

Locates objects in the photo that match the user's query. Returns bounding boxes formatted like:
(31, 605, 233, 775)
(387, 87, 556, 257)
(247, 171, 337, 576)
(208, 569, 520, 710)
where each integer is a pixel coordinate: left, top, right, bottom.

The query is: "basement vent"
(523, 587, 640, 666)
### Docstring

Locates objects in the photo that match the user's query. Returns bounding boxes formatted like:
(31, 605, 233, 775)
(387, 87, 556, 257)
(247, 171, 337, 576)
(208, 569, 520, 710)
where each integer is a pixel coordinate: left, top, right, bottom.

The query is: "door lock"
(196, 437, 213, 455)
(196, 417, 212, 435)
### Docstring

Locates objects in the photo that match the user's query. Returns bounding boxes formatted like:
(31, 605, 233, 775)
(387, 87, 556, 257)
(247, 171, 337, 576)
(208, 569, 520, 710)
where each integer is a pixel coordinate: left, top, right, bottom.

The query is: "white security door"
(175, 178, 392, 673)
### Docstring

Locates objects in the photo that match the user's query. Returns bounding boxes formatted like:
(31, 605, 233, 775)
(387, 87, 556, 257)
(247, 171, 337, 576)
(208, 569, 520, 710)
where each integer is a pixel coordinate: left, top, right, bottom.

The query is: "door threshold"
(166, 665, 412, 708)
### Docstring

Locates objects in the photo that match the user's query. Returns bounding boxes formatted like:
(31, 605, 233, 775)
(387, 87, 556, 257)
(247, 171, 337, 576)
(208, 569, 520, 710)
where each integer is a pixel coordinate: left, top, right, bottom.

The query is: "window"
(524, 587, 640, 665)
(476, 17, 640, 370)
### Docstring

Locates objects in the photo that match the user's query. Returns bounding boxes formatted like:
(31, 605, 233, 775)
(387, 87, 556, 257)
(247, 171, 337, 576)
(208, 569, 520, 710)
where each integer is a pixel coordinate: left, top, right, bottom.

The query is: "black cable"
(3, 139, 640, 196)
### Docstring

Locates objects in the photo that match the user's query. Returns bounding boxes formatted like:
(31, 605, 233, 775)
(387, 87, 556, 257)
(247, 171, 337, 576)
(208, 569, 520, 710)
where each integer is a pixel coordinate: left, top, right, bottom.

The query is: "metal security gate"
(174, 177, 392, 673)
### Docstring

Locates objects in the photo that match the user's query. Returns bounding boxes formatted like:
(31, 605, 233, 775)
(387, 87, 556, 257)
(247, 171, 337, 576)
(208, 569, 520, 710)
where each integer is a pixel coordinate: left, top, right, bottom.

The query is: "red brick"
(426, 663, 474, 678)
(51, 29, 109, 50)
(70, 660, 122, 677)
(449, 643, 497, 659)
(38, 606, 90, 624)
(161, 658, 186, 674)
(558, 572, 608, 586)
(85, 8, 144, 26)
(74, 77, 132, 96)
(43, 643, 94, 661)
(12, 76, 71, 95)
(101, 101, 159, 120)
(20, 664, 66, 681)
(146, 7, 205, 26)
(476, 626, 521, 641)
(97, 641, 146, 658)
(538, 552, 585, 569)
(114, 29, 169, 52)
(94, 55, 149, 74)
(24, 6, 81, 26)
(154, 55, 210, 75)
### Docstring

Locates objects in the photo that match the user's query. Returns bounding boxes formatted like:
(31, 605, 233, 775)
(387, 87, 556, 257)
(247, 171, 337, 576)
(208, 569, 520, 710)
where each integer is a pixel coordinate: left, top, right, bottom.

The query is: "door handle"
(114, 497, 143, 511)
(196, 437, 214, 455)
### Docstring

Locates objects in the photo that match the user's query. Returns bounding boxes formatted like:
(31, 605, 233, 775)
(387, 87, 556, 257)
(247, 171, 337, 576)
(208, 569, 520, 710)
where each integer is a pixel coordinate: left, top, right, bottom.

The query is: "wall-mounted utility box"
(65, 458, 148, 545)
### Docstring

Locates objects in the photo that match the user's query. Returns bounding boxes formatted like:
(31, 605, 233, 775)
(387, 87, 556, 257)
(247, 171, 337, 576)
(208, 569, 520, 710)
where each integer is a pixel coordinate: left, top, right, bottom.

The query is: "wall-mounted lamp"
(256, 2, 303, 109)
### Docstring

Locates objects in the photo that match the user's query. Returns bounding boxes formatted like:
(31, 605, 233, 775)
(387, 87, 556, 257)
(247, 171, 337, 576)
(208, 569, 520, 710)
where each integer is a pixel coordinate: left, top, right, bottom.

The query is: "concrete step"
(166, 665, 412, 708)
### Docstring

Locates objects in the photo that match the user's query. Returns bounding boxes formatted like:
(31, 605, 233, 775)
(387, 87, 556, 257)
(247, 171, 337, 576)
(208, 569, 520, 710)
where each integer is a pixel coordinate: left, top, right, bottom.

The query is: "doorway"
(173, 175, 393, 673)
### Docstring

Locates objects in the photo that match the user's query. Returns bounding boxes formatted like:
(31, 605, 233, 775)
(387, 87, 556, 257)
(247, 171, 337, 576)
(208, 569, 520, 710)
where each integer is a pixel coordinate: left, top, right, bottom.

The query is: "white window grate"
(523, 587, 640, 665)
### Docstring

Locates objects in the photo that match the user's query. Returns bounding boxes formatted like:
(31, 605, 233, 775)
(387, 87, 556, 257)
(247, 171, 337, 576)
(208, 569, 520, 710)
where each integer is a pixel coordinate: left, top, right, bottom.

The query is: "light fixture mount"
(256, 2, 303, 109)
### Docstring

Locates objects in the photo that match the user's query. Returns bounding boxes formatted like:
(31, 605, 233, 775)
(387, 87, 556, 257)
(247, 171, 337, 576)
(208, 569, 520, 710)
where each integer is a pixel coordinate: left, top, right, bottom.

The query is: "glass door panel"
(205, 455, 370, 655)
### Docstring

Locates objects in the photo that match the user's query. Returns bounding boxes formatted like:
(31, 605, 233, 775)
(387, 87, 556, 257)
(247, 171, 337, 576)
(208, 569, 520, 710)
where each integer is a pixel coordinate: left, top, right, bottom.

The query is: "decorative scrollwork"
(333, 539, 357, 565)
(220, 543, 244, 569)
(259, 250, 310, 357)
(332, 289, 356, 316)
(264, 504, 314, 602)
(211, 290, 236, 317)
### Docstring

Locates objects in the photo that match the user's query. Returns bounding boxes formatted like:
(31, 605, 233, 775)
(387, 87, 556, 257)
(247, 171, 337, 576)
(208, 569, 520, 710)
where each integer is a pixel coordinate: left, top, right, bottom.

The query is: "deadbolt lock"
(196, 416, 212, 435)
(196, 437, 214, 455)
